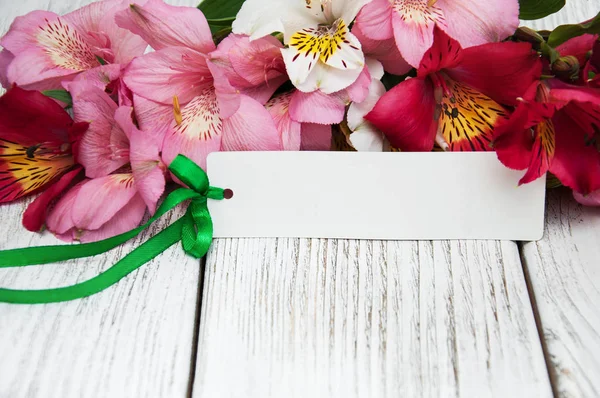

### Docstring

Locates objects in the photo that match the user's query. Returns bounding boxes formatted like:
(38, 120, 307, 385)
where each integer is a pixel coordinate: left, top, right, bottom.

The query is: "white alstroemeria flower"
(233, 0, 371, 94)
(346, 59, 385, 151)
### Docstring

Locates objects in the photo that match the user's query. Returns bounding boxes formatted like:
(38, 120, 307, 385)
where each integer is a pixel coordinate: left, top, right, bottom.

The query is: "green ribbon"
(0, 155, 225, 304)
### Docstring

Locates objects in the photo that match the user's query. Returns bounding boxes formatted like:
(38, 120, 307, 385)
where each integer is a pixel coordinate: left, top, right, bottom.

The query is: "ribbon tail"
(181, 201, 214, 259)
(0, 188, 199, 268)
(0, 217, 186, 304)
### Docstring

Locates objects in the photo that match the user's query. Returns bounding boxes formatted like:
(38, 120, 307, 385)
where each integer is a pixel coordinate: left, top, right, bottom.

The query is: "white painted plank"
(521, 2, 600, 397)
(194, 239, 552, 398)
(0, 1, 202, 397)
(521, 190, 600, 397)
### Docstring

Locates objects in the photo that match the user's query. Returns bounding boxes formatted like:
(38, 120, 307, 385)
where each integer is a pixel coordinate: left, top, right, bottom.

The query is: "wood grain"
(521, 190, 600, 398)
(0, 1, 203, 398)
(522, 2, 600, 397)
(194, 238, 552, 397)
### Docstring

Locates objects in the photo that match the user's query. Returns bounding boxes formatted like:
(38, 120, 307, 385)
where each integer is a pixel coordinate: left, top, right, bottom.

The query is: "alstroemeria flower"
(210, 34, 288, 105)
(117, 0, 282, 169)
(352, 24, 411, 76)
(45, 105, 166, 243)
(46, 173, 147, 243)
(346, 60, 387, 151)
(266, 91, 333, 150)
(354, 0, 519, 67)
(494, 80, 600, 195)
(366, 28, 542, 152)
(233, 0, 370, 93)
(0, 0, 148, 91)
(0, 87, 88, 230)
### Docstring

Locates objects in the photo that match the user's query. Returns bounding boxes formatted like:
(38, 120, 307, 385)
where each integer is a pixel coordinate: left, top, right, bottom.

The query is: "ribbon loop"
(0, 154, 225, 304)
(170, 154, 210, 195)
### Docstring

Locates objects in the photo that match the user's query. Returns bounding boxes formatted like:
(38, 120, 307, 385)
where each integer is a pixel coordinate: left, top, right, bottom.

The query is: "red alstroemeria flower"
(493, 79, 600, 194)
(0, 86, 88, 230)
(365, 28, 542, 152)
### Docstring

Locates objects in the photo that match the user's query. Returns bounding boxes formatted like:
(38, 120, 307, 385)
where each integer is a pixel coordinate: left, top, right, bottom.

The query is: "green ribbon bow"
(0, 155, 225, 304)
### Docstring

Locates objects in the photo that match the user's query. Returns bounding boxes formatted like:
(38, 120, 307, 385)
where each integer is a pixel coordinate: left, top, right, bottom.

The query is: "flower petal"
(417, 27, 462, 77)
(354, 0, 394, 40)
(300, 123, 332, 151)
(365, 77, 438, 151)
(79, 193, 147, 243)
(289, 89, 346, 124)
(550, 110, 600, 195)
(22, 166, 83, 232)
(281, 45, 320, 90)
(0, 50, 15, 89)
(117, 106, 166, 214)
(574, 189, 600, 207)
(322, 27, 365, 71)
(296, 59, 365, 94)
(133, 95, 173, 145)
(556, 34, 599, 66)
(161, 89, 223, 170)
(64, 0, 148, 64)
(123, 47, 212, 105)
(115, 0, 214, 53)
(493, 103, 534, 171)
(391, 2, 446, 67)
(353, 25, 411, 76)
(0, 86, 73, 144)
(347, 79, 386, 151)
(46, 181, 85, 236)
(72, 88, 130, 178)
(1, 12, 101, 88)
(63, 64, 123, 97)
(518, 119, 556, 185)
(221, 95, 283, 151)
(346, 65, 372, 103)
(436, 0, 519, 48)
(447, 42, 542, 106)
(232, 0, 314, 42)
(71, 173, 138, 230)
(207, 61, 241, 119)
(437, 79, 509, 151)
(266, 92, 302, 151)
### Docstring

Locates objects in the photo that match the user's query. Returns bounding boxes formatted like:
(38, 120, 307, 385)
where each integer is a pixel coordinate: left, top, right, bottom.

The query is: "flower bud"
(514, 27, 545, 47)
(552, 55, 580, 81)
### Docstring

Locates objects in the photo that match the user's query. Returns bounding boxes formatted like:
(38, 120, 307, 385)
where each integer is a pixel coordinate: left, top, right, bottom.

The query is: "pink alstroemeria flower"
(266, 92, 333, 151)
(46, 103, 166, 243)
(0, 0, 148, 91)
(210, 34, 288, 105)
(116, 0, 282, 169)
(354, 0, 519, 67)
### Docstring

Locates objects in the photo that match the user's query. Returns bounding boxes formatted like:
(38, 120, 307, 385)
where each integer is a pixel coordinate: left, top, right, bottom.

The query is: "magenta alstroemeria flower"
(0, 0, 148, 91)
(354, 0, 519, 67)
(116, 0, 283, 169)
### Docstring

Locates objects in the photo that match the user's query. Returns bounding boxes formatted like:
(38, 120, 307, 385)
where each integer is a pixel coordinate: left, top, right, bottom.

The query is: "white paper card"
(207, 152, 546, 241)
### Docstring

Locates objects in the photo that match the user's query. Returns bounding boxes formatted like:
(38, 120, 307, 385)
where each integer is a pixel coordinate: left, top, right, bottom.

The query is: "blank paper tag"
(207, 152, 546, 241)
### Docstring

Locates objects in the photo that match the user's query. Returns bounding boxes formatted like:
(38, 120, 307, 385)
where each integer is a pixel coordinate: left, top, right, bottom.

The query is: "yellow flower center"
(289, 19, 349, 64)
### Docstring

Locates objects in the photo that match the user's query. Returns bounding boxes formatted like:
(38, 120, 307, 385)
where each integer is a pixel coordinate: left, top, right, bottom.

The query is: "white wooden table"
(1, 1, 599, 397)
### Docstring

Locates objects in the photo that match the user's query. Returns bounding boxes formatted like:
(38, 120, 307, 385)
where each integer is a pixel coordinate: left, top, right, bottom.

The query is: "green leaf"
(519, 0, 565, 20)
(42, 90, 73, 107)
(198, 0, 245, 35)
(547, 12, 600, 47)
(198, 0, 244, 20)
